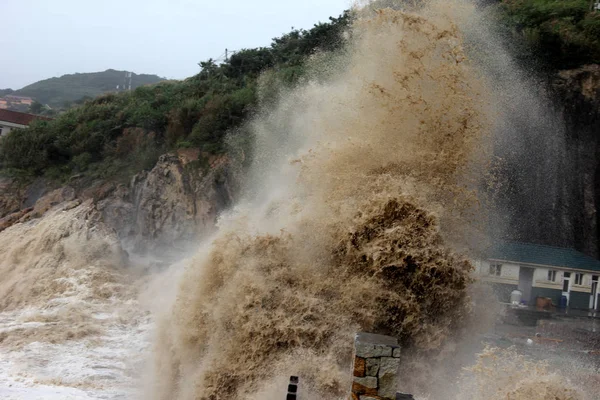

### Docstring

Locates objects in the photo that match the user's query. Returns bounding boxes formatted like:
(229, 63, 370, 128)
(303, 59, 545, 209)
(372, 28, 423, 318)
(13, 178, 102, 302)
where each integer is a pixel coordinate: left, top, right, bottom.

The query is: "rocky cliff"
(0, 150, 239, 260)
(3, 66, 600, 259)
(499, 65, 600, 258)
(98, 151, 239, 256)
(553, 65, 600, 257)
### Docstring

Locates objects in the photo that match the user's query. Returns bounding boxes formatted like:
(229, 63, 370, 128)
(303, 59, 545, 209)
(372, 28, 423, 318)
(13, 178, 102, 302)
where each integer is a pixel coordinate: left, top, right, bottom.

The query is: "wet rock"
(0, 150, 240, 259)
(378, 357, 401, 399)
(22, 177, 51, 208)
(0, 177, 25, 218)
(80, 181, 120, 202)
(355, 333, 397, 357)
(354, 357, 366, 377)
(30, 187, 76, 218)
(352, 376, 379, 397)
(504, 65, 600, 257)
(366, 358, 380, 376)
(353, 377, 377, 388)
(0, 207, 33, 232)
(127, 153, 238, 253)
(91, 151, 240, 256)
(96, 184, 135, 240)
(355, 343, 393, 358)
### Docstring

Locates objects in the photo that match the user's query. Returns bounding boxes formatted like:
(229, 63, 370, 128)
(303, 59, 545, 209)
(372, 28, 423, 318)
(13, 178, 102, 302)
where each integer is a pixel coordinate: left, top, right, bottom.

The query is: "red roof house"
(0, 109, 52, 137)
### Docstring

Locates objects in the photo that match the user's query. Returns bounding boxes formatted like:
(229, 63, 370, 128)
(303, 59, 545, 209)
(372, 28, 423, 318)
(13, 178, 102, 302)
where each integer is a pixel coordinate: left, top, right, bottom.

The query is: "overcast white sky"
(0, 0, 351, 89)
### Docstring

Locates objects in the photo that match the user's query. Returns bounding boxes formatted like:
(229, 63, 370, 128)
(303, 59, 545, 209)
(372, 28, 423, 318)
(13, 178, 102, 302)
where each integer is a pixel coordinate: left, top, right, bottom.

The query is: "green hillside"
(13, 70, 165, 107)
(1, 1, 598, 184)
(498, 0, 600, 69)
(0, 89, 14, 97)
(0, 13, 351, 182)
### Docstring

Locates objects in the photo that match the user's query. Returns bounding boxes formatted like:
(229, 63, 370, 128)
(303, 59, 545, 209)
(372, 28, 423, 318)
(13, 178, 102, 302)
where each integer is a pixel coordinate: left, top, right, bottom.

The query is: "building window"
(563, 272, 571, 292)
(489, 263, 502, 277)
(575, 273, 584, 285)
(548, 270, 557, 282)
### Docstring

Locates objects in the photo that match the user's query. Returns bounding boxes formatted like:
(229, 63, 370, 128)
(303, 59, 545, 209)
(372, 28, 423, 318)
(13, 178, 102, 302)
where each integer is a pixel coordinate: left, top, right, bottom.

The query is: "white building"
(475, 241, 600, 310)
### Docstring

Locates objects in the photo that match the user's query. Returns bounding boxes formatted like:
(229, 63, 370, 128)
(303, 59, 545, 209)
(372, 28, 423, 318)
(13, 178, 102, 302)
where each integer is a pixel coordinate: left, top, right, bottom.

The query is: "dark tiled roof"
(0, 109, 52, 126)
(488, 241, 600, 273)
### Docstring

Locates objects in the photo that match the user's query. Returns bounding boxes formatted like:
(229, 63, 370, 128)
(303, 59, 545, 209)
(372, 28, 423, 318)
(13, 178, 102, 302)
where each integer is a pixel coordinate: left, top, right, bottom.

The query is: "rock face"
(0, 150, 239, 258)
(0, 185, 77, 233)
(552, 65, 600, 257)
(31, 187, 76, 218)
(3, 69, 595, 260)
(495, 64, 600, 258)
(0, 178, 26, 218)
(98, 151, 239, 256)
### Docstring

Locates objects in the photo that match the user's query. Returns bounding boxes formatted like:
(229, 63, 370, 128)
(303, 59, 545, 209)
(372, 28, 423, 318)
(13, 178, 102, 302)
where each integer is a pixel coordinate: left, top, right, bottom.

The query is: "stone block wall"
(350, 332, 402, 400)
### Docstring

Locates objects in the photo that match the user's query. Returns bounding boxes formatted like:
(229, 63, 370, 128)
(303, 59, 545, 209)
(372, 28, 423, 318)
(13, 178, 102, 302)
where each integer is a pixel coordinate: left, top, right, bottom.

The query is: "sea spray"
(0, 1, 589, 399)
(0, 2, 589, 400)
(0, 201, 150, 397)
(152, 2, 490, 399)
(458, 347, 583, 400)
(0, 201, 132, 344)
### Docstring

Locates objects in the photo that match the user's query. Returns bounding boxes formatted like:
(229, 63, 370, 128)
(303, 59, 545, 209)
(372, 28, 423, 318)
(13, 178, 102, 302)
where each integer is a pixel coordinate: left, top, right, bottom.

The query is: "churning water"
(0, 1, 595, 399)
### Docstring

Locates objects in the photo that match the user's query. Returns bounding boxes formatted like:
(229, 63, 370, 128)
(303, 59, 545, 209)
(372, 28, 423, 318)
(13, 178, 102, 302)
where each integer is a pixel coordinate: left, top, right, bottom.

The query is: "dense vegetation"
(500, 0, 600, 69)
(2, 2, 598, 183)
(0, 13, 351, 182)
(11, 70, 165, 108)
(0, 89, 14, 97)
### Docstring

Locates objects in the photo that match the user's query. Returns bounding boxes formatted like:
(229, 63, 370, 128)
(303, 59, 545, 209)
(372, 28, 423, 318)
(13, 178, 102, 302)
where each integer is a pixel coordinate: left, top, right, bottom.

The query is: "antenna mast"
(123, 71, 133, 91)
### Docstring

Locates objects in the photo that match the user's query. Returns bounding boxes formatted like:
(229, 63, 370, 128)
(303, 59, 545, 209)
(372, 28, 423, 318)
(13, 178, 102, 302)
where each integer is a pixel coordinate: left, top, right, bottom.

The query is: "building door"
(563, 272, 572, 306)
(590, 276, 599, 310)
(518, 267, 534, 305)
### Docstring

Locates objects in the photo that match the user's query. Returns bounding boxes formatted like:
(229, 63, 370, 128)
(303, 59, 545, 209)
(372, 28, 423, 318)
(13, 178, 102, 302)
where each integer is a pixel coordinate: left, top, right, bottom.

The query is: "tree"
(29, 101, 44, 115)
(198, 59, 219, 80)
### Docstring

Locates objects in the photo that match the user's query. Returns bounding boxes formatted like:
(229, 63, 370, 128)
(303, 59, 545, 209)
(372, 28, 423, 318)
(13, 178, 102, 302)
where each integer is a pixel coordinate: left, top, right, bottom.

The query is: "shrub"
(501, 0, 600, 68)
(71, 152, 93, 172)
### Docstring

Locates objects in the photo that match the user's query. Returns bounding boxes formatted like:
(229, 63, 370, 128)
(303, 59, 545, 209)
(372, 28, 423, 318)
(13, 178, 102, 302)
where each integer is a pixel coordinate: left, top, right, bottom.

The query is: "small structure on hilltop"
(475, 241, 600, 310)
(0, 109, 52, 137)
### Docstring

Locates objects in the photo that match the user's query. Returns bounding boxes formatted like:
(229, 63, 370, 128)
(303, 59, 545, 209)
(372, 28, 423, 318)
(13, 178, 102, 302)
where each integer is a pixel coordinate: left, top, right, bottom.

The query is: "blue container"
(560, 295, 568, 309)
